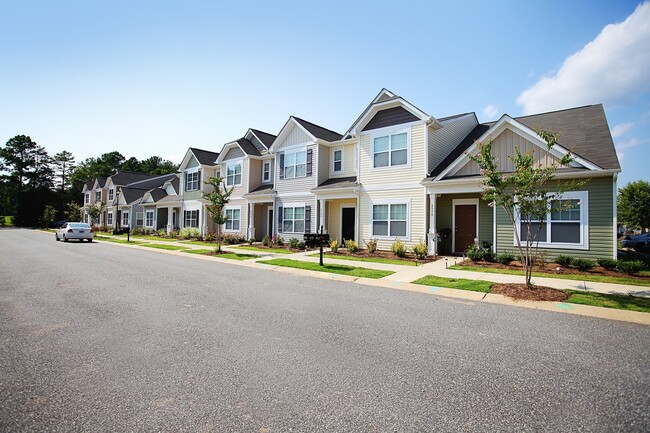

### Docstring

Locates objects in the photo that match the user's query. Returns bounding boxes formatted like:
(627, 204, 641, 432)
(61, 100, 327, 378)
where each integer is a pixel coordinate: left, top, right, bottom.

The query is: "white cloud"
(517, 2, 650, 114)
(483, 104, 498, 119)
(611, 121, 635, 138)
(616, 137, 645, 150)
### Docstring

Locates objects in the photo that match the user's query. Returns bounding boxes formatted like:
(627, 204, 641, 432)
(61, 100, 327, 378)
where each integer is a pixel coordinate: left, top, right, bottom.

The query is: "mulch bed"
(457, 260, 649, 281)
(492, 283, 569, 302)
(327, 250, 439, 264)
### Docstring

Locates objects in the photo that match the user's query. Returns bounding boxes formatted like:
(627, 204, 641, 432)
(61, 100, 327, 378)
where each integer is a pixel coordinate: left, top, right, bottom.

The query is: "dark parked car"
(52, 220, 67, 228)
(621, 233, 650, 249)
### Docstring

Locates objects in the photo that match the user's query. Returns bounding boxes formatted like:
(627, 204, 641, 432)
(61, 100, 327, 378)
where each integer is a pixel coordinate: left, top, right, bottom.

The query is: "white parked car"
(55, 222, 94, 242)
(620, 233, 650, 249)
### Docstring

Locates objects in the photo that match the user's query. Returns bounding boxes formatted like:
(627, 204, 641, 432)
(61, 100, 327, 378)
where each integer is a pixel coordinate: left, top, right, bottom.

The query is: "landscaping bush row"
(556, 255, 646, 275)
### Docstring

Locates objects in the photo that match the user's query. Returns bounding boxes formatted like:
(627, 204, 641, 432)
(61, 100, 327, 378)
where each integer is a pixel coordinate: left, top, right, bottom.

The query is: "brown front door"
(455, 204, 477, 253)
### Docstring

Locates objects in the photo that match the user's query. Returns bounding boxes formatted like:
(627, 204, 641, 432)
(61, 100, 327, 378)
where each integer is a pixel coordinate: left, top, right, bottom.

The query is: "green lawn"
(257, 258, 394, 279)
(412, 275, 493, 293)
(183, 240, 224, 247)
(412, 274, 650, 313)
(236, 245, 294, 254)
(451, 264, 650, 287)
(183, 249, 257, 260)
(139, 243, 189, 251)
(313, 253, 417, 266)
(129, 235, 181, 242)
(95, 236, 146, 245)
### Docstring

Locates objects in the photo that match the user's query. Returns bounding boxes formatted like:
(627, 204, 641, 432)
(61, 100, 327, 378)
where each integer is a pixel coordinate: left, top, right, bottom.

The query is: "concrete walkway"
(94, 233, 650, 298)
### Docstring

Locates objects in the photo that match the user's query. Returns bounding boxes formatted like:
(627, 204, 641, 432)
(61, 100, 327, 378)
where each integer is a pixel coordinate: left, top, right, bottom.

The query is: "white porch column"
(247, 203, 255, 240)
(319, 199, 326, 233)
(166, 207, 173, 235)
(428, 193, 437, 256)
(201, 206, 208, 236)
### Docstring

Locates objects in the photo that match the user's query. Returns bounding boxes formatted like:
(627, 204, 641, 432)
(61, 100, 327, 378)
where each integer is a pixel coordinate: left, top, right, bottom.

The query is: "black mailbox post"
(304, 230, 330, 266)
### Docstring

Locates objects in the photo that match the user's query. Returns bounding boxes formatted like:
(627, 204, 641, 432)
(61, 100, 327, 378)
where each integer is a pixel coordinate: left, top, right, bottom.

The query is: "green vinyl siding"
(183, 190, 201, 200)
(494, 176, 615, 260)
(435, 193, 493, 254)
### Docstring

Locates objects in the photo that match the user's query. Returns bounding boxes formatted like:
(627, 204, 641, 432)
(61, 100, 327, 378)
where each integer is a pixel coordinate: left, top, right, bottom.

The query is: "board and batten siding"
(358, 188, 425, 251)
(359, 122, 427, 186)
(453, 129, 560, 177)
(428, 115, 478, 173)
(495, 176, 615, 260)
(282, 123, 312, 148)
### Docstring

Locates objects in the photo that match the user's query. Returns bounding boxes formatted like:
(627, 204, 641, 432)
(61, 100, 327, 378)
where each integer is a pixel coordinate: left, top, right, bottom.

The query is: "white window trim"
(452, 198, 480, 253)
(369, 199, 410, 241)
(185, 170, 200, 191)
(262, 161, 271, 183)
(281, 202, 306, 234)
(145, 210, 155, 228)
(283, 148, 307, 179)
(369, 127, 411, 171)
(122, 211, 130, 227)
(226, 160, 243, 187)
(85, 193, 89, 204)
(95, 189, 102, 201)
(332, 147, 343, 174)
(184, 209, 200, 228)
(224, 206, 242, 232)
(107, 212, 113, 226)
(108, 188, 114, 201)
(514, 191, 589, 250)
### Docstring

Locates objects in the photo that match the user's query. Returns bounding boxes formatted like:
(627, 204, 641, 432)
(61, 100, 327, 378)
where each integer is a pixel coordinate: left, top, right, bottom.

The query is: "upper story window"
(373, 132, 408, 168)
(262, 161, 271, 182)
(285, 150, 306, 178)
(333, 149, 342, 173)
(95, 190, 101, 202)
(108, 188, 114, 201)
(85, 193, 89, 204)
(185, 170, 200, 191)
(226, 162, 242, 186)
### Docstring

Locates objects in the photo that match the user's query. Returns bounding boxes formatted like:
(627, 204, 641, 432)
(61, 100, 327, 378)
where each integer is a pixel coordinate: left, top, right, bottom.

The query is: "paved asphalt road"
(1, 229, 649, 432)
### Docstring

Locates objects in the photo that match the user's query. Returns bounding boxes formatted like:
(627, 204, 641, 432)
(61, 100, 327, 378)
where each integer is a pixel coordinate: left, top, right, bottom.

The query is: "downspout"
(613, 173, 618, 259)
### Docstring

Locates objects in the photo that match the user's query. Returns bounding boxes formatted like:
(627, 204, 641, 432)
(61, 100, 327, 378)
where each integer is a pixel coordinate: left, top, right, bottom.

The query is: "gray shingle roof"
(312, 176, 358, 191)
(245, 184, 274, 195)
(236, 138, 262, 157)
(293, 117, 343, 142)
(429, 124, 490, 177)
(110, 171, 156, 186)
(190, 148, 219, 166)
(96, 177, 107, 188)
(249, 129, 277, 148)
(127, 174, 178, 190)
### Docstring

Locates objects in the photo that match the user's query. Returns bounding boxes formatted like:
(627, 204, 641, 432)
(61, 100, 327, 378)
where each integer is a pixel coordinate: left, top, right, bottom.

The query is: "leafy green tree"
(0, 135, 39, 191)
(86, 201, 105, 226)
(139, 156, 179, 175)
(53, 151, 76, 192)
(65, 201, 82, 221)
(43, 204, 56, 228)
(203, 176, 234, 252)
(618, 180, 650, 232)
(121, 157, 141, 172)
(469, 130, 583, 287)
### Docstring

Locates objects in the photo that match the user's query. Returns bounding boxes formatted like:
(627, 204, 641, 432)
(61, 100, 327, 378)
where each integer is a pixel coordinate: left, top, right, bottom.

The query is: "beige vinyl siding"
(221, 158, 248, 198)
(248, 159, 262, 192)
(282, 124, 312, 147)
(358, 188, 425, 251)
(429, 115, 478, 173)
(453, 129, 560, 177)
(326, 198, 357, 243)
(434, 193, 493, 254)
(222, 198, 247, 237)
(223, 146, 245, 161)
(330, 143, 356, 178)
(275, 143, 319, 194)
(359, 123, 426, 185)
(495, 176, 615, 260)
(318, 144, 330, 186)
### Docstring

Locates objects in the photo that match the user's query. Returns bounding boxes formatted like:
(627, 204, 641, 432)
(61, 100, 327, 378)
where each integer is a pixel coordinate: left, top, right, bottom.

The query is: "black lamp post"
(114, 188, 121, 234)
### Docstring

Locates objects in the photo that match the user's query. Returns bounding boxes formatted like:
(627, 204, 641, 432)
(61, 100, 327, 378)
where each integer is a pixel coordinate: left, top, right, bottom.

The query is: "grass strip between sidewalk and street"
(235, 245, 293, 254)
(412, 275, 650, 313)
(95, 236, 146, 245)
(312, 253, 417, 266)
(139, 243, 190, 251)
(451, 265, 650, 287)
(183, 249, 257, 260)
(258, 258, 394, 279)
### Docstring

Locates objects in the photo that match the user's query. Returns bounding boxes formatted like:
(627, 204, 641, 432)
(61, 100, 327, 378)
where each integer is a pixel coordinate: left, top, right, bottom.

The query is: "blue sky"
(1, 0, 648, 186)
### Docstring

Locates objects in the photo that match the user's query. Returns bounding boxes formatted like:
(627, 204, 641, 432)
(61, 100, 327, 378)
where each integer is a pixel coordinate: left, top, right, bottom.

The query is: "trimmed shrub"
(496, 252, 515, 265)
(466, 244, 483, 262)
(411, 238, 428, 260)
(365, 238, 378, 254)
(272, 234, 284, 246)
(180, 227, 200, 239)
(288, 238, 300, 249)
(616, 260, 645, 275)
(297, 241, 306, 250)
(597, 258, 618, 270)
(391, 239, 407, 258)
(572, 258, 596, 272)
(157, 229, 167, 237)
(555, 255, 574, 267)
(204, 232, 217, 242)
(330, 238, 339, 252)
(262, 235, 271, 247)
(248, 238, 255, 245)
(344, 239, 359, 253)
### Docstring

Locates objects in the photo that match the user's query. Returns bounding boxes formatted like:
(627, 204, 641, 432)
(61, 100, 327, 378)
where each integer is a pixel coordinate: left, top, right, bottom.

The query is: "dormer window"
(95, 190, 101, 202)
(373, 131, 408, 168)
(226, 162, 242, 186)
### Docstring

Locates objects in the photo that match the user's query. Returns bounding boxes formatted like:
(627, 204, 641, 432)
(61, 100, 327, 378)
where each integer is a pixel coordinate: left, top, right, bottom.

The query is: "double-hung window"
(372, 203, 407, 237)
(136, 212, 144, 226)
(95, 190, 101, 202)
(283, 206, 305, 233)
(225, 208, 241, 231)
(122, 211, 130, 227)
(262, 161, 271, 182)
(185, 171, 200, 191)
(107, 212, 113, 225)
(184, 210, 199, 228)
(333, 149, 342, 173)
(373, 132, 408, 168)
(108, 188, 114, 201)
(284, 150, 306, 178)
(517, 191, 588, 248)
(226, 162, 242, 186)
(145, 210, 154, 227)
(85, 193, 89, 204)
